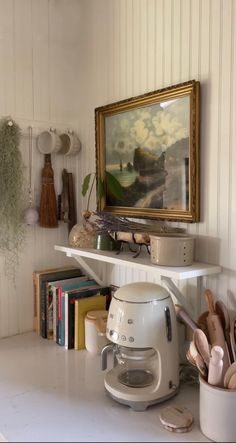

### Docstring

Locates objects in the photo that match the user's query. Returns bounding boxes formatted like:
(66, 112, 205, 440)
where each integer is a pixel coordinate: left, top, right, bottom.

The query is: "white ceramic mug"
(59, 131, 81, 156)
(37, 129, 61, 154)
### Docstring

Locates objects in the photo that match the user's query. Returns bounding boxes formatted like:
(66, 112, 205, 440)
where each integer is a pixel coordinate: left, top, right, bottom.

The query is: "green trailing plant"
(82, 170, 124, 215)
(0, 116, 26, 277)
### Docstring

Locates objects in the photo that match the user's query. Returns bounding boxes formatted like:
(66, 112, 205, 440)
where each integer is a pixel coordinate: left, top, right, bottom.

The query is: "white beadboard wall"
(0, 0, 84, 338)
(78, 0, 236, 317)
(0, 0, 236, 338)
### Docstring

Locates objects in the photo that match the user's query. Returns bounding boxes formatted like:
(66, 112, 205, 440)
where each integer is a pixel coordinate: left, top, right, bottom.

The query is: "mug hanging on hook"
(24, 126, 39, 226)
(59, 130, 81, 156)
(36, 127, 62, 155)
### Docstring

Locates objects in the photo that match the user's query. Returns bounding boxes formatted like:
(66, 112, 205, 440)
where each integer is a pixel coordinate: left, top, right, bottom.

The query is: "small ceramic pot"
(95, 233, 121, 251)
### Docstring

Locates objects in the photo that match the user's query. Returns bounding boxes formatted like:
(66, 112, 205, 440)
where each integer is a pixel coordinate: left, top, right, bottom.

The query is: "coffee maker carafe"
(101, 282, 179, 411)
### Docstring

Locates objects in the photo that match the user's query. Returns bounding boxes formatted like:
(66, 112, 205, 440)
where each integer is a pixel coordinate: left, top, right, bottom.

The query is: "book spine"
(61, 295, 65, 346)
(53, 287, 58, 341)
(67, 298, 76, 350)
(40, 280, 47, 338)
(57, 288, 65, 346)
(33, 272, 39, 334)
(56, 286, 62, 345)
(64, 293, 69, 349)
(74, 300, 79, 350)
(46, 283, 54, 340)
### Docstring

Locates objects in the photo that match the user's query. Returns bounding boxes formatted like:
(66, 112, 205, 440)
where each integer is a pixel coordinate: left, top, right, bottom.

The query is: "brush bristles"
(39, 184, 58, 228)
(39, 154, 58, 228)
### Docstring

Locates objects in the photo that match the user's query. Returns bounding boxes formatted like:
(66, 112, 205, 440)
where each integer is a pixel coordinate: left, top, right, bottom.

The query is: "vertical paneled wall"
(0, 0, 83, 338)
(0, 0, 236, 338)
(78, 0, 236, 315)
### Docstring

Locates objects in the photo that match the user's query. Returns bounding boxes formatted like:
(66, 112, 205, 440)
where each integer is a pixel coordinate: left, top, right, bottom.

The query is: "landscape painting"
(95, 80, 200, 222)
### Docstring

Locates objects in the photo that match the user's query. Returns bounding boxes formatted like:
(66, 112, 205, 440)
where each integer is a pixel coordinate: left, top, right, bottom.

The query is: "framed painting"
(95, 80, 200, 222)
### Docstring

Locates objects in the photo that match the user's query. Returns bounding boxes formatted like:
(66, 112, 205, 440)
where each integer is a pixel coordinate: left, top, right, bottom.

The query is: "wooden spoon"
(188, 341, 207, 378)
(204, 289, 231, 378)
(224, 361, 236, 388)
(230, 316, 236, 360)
(197, 310, 210, 341)
(227, 371, 236, 389)
(193, 328, 210, 368)
(215, 300, 234, 363)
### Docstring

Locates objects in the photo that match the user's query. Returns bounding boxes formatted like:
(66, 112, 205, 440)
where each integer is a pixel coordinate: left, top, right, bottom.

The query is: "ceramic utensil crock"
(199, 376, 236, 442)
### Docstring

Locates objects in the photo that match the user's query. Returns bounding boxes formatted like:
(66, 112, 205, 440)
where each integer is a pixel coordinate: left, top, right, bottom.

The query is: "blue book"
(47, 275, 93, 339)
(55, 279, 98, 346)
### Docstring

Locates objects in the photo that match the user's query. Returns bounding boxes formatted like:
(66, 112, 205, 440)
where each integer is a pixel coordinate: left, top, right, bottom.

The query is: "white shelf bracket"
(68, 252, 106, 286)
(161, 276, 193, 317)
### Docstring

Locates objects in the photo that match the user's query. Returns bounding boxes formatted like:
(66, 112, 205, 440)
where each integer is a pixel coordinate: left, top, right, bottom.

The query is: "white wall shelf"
(54, 245, 221, 316)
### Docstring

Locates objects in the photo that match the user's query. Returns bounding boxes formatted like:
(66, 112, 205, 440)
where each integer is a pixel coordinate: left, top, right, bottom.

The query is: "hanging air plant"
(0, 116, 26, 271)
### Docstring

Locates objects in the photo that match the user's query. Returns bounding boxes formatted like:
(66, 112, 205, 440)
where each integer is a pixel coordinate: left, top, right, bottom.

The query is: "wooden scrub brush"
(39, 154, 58, 228)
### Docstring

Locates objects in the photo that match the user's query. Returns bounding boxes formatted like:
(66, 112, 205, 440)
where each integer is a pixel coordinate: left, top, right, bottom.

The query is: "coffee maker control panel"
(108, 329, 135, 344)
(109, 329, 119, 341)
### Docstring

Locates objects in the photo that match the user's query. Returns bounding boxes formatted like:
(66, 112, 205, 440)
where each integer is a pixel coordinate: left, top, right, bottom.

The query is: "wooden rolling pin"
(205, 289, 230, 379)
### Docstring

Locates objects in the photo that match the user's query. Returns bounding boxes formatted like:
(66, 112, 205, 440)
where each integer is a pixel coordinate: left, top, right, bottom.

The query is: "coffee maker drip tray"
(118, 369, 154, 388)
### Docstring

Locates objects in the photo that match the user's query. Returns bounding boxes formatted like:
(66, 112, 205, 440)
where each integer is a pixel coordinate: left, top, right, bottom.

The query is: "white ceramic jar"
(85, 310, 110, 354)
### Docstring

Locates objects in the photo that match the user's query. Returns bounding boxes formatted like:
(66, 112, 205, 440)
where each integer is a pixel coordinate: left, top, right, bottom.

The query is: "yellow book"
(74, 294, 106, 350)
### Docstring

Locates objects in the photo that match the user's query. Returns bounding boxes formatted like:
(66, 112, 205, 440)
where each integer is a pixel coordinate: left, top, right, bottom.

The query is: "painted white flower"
(130, 119, 149, 145)
(144, 131, 162, 153)
(152, 110, 188, 147)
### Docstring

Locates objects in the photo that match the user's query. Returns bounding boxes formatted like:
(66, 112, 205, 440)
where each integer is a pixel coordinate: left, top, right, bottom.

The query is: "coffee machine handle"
(101, 343, 115, 370)
(164, 306, 172, 341)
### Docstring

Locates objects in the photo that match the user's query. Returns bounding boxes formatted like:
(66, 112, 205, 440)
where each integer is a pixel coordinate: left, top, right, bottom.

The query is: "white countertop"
(0, 332, 210, 442)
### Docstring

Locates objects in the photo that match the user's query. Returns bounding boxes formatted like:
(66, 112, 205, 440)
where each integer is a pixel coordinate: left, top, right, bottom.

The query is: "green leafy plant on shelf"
(81, 170, 124, 219)
(68, 171, 124, 248)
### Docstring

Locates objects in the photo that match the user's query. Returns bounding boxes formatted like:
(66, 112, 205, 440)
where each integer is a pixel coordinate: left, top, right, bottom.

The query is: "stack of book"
(33, 266, 110, 350)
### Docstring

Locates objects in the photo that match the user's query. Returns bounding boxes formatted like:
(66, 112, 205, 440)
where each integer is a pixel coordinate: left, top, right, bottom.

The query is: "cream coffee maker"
(101, 282, 179, 411)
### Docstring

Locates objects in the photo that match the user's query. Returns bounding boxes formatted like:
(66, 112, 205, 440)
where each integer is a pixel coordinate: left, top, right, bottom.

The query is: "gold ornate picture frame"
(95, 80, 200, 223)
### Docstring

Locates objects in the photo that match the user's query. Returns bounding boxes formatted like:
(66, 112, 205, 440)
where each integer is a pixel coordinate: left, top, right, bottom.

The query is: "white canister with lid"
(85, 310, 109, 354)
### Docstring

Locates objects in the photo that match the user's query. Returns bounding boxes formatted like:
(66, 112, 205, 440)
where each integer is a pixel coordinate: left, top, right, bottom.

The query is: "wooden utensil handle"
(175, 304, 198, 332)
(206, 315, 231, 378)
(205, 289, 215, 314)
